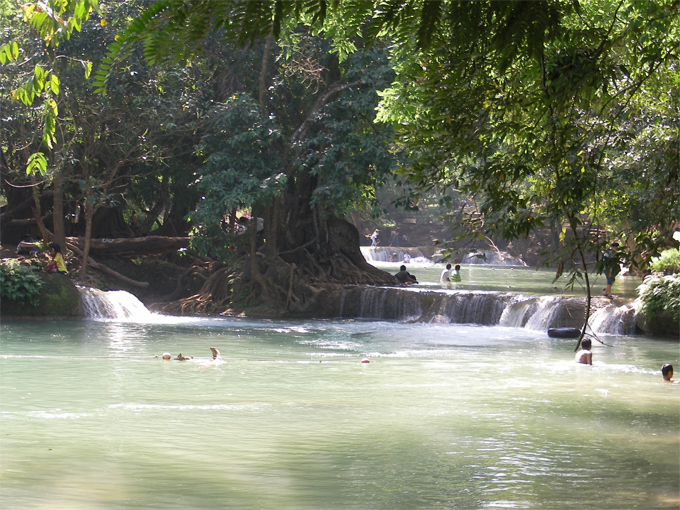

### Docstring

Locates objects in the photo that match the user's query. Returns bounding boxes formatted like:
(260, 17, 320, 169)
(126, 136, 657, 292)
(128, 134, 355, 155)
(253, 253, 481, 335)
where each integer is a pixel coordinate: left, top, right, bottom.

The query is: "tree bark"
(67, 235, 190, 255)
(52, 167, 66, 248)
(67, 242, 149, 288)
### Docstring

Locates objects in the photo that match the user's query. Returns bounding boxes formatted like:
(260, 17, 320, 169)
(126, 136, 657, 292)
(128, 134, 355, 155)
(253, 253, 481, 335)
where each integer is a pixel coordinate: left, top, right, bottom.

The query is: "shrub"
(0, 259, 44, 307)
(650, 248, 680, 274)
(636, 274, 680, 324)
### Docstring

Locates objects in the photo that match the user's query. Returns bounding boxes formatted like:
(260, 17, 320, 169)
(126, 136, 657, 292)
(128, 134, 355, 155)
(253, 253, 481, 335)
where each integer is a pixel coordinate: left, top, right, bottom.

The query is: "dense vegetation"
(1, 0, 678, 317)
(0, 259, 44, 307)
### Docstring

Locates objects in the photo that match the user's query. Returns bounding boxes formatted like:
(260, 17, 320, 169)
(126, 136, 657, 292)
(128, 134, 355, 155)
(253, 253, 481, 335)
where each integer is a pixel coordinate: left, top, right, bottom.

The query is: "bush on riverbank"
(635, 274, 680, 339)
(650, 248, 680, 274)
(0, 259, 44, 307)
(0, 259, 83, 318)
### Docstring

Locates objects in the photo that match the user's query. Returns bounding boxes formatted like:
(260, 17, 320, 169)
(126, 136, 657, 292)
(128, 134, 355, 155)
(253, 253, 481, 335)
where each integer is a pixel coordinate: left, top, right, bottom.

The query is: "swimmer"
(661, 364, 677, 383)
(209, 346, 221, 360)
(155, 352, 192, 360)
(575, 338, 592, 365)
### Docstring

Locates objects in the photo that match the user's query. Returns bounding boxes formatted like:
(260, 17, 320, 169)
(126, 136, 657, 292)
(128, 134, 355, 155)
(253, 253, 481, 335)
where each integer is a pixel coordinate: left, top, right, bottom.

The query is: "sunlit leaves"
(6, 0, 102, 174)
(0, 42, 19, 64)
(26, 152, 48, 176)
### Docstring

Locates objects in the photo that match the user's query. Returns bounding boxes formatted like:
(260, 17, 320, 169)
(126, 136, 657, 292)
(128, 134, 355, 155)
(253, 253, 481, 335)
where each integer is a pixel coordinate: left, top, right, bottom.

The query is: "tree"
(374, 0, 679, 344)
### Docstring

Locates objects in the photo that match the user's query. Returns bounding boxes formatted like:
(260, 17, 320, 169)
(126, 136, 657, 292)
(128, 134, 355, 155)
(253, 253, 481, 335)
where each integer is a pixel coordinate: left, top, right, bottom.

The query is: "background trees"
(376, 0, 679, 269)
(2, 0, 677, 314)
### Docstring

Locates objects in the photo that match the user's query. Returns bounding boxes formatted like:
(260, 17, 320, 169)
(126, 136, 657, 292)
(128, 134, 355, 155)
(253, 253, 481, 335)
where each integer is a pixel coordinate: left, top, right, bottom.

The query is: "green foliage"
(188, 93, 285, 251)
(2, 1, 102, 165)
(637, 274, 680, 324)
(651, 249, 680, 274)
(0, 260, 44, 307)
(375, 0, 679, 274)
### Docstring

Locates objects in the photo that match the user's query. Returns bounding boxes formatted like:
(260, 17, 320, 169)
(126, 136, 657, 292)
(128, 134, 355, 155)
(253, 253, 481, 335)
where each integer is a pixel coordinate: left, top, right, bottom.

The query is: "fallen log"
(66, 242, 150, 288)
(67, 235, 190, 256)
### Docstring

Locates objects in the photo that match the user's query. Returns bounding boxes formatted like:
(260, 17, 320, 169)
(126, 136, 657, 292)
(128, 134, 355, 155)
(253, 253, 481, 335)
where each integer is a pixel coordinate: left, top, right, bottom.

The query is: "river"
(1, 264, 678, 509)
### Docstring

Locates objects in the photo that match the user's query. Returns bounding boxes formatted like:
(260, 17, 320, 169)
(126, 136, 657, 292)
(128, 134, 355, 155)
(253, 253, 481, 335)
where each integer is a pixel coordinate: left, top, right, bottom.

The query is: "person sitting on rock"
(16, 234, 42, 256)
(45, 243, 67, 274)
(395, 265, 417, 285)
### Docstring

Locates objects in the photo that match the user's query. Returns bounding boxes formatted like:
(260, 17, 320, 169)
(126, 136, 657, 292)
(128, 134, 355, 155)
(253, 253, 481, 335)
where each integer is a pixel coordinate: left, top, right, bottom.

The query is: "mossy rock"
(1, 273, 84, 318)
(636, 313, 679, 339)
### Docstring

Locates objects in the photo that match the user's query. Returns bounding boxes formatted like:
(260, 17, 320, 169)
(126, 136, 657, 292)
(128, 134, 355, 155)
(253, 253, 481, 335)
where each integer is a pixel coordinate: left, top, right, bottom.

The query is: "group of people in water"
(393, 261, 463, 286)
(158, 347, 221, 362)
(575, 338, 675, 383)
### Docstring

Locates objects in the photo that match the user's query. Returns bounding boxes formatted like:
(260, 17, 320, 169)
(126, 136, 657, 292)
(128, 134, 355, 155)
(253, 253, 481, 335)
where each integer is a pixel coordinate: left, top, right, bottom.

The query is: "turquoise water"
(1, 315, 678, 509)
(370, 262, 641, 298)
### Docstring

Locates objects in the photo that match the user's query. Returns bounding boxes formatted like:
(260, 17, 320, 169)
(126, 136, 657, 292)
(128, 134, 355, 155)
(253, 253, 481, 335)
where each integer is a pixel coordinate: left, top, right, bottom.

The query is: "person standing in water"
(602, 242, 620, 298)
(440, 263, 452, 283)
(450, 264, 462, 282)
(575, 338, 592, 365)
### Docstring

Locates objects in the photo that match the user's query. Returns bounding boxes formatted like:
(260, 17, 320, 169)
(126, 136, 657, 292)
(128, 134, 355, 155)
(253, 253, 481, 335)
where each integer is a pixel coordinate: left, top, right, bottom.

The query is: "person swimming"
(661, 364, 677, 383)
(158, 348, 220, 361)
(575, 338, 592, 365)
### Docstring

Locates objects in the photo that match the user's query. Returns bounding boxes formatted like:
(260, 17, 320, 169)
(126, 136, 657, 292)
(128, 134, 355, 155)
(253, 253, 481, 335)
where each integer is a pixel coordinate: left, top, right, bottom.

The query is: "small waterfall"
(521, 296, 563, 331)
(346, 287, 424, 321)
(79, 287, 152, 320)
(435, 292, 510, 325)
(361, 247, 428, 263)
(462, 250, 527, 266)
(589, 304, 637, 335)
(337, 286, 635, 334)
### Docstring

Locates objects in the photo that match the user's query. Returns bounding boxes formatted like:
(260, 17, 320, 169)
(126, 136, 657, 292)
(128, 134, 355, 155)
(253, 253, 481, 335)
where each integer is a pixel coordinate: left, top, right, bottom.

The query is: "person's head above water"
(661, 364, 673, 380)
(400, 265, 406, 272)
(454, 264, 461, 271)
(161, 352, 172, 360)
(581, 338, 592, 350)
(446, 263, 452, 270)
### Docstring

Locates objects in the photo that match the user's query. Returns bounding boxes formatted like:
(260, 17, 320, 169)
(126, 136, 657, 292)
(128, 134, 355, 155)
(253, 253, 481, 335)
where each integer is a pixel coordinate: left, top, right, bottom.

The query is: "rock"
(1, 273, 84, 318)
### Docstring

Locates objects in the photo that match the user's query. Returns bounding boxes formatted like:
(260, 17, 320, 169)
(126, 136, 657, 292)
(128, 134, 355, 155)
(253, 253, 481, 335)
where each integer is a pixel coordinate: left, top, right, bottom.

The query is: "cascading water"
(589, 303, 638, 335)
(78, 287, 152, 320)
(360, 247, 429, 263)
(461, 250, 527, 266)
(338, 286, 636, 334)
(76, 281, 635, 333)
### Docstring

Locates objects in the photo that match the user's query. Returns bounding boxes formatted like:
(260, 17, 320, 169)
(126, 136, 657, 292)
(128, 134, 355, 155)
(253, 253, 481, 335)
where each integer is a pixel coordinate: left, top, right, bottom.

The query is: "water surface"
(1, 317, 678, 509)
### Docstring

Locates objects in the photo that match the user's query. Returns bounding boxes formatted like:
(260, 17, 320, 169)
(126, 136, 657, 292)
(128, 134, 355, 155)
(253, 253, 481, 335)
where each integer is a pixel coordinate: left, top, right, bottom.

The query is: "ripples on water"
(1, 314, 678, 509)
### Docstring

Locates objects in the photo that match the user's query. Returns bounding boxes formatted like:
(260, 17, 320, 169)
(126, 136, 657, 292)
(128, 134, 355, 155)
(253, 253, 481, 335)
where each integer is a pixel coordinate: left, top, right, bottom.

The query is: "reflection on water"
(1, 318, 678, 510)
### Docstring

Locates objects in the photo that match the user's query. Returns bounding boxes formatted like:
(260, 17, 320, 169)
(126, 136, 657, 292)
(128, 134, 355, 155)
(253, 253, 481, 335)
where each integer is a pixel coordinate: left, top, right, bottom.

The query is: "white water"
(78, 279, 639, 335)
(79, 286, 153, 321)
(359, 247, 527, 266)
(360, 246, 430, 263)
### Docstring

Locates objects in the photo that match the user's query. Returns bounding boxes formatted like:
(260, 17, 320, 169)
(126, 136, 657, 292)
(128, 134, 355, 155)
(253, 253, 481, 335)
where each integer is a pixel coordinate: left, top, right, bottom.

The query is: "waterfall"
(360, 247, 429, 263)
(435, 292, 510, 325)
(589, 304, 637, 335)
(338, 286, 636, 334)
(498, 296, 566, 331)
(79, 287, 153, 320)
(461, 250, 527, 266)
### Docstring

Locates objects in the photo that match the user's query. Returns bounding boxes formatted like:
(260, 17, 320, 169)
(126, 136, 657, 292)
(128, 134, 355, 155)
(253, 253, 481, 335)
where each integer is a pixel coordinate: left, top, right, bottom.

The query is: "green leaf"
(26, 152, 48, 176)
(50, 74, 60, 94)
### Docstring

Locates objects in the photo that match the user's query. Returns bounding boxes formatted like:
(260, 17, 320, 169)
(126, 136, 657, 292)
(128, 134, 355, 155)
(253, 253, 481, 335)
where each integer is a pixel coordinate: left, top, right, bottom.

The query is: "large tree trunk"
(80, 186, 94, 279)
(67, 235, 190, 255)
(52, 168, 66, 248)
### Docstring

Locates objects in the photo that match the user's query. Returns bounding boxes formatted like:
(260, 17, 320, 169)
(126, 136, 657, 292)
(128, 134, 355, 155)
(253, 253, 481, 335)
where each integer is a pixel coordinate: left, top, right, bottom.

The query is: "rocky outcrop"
(0, 273, 84, 319)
